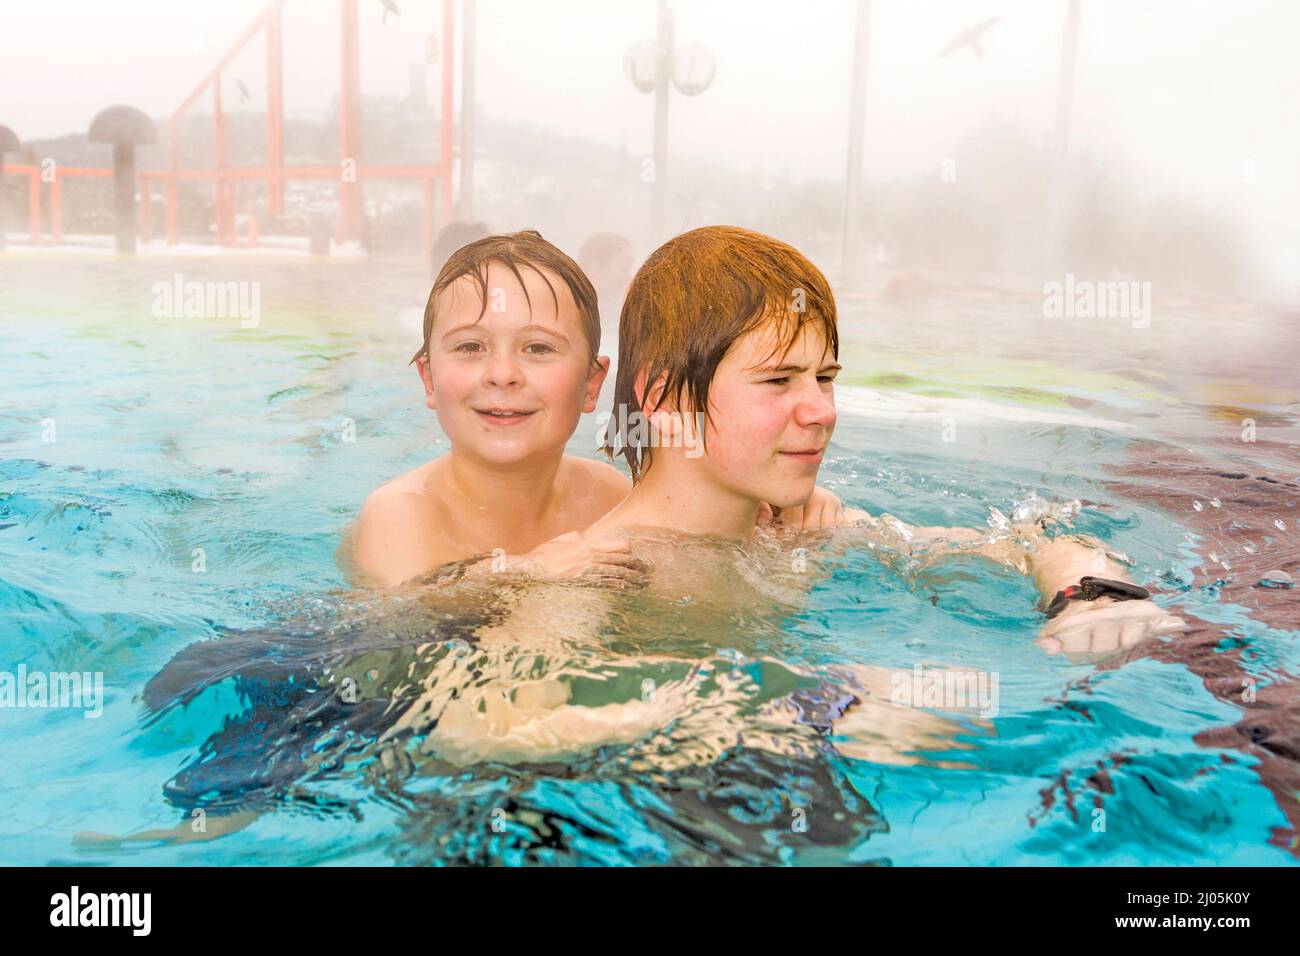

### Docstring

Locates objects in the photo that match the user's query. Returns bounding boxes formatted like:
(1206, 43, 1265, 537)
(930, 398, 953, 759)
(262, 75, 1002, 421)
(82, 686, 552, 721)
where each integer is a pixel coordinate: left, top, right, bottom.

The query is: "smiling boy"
(349, 232, 637, 588)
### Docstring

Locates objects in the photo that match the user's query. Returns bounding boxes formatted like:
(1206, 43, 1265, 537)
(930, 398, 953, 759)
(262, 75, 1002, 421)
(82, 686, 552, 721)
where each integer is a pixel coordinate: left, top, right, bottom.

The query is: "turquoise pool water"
(1, 264, 1297, 865)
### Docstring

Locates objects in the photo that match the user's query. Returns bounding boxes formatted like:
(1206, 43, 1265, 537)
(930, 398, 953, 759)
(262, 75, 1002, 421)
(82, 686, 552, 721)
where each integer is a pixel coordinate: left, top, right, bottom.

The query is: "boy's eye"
(818, 374, 837, 384)
(525, 342, 556, 354)
(452, 341, 484, 353)
(763, 377, 789, 386)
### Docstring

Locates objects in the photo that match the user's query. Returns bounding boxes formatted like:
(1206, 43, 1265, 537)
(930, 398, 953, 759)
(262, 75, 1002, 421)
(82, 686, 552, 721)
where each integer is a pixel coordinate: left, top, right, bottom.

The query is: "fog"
(2, 0, 1297, 301)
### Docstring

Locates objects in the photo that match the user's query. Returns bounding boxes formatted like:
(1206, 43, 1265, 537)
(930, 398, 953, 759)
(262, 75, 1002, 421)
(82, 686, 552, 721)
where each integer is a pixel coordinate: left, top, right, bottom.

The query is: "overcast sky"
(4, 0, 1297, 289)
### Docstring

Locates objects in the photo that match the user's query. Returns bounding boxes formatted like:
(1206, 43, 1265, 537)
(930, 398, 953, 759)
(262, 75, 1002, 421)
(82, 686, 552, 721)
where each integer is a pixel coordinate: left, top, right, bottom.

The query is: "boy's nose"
(794, 385, 837, 431)
(482, 350, 523, 388)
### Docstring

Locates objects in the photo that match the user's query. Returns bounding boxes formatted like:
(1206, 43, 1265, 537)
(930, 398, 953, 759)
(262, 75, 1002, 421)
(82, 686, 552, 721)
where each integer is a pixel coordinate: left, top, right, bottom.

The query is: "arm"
(837, 506, 1185, 657)
(351, 473, 646, 590)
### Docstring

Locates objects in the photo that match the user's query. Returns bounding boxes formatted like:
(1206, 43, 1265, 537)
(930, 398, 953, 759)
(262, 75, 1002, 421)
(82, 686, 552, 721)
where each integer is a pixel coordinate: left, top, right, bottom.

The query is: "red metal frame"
(2, 0, 456, 254)
(2, 0, 457, 254)
(150, 0, 456, 257)
(0, 164, 110, 244)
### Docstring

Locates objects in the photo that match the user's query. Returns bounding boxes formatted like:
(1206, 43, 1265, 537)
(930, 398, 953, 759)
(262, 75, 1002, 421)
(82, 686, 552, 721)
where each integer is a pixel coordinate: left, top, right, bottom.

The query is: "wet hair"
(410, 229, 601, 366)
(603, 225, 838, 481)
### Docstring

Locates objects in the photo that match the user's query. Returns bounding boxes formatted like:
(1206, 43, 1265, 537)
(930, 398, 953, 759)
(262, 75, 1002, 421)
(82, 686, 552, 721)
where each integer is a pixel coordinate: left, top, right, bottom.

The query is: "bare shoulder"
(357, 462, 437, 525)
(351, 462, 448, 587)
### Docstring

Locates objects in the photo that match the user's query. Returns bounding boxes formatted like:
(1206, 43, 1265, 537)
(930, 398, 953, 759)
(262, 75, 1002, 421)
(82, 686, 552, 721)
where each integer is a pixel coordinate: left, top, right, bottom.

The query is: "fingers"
(776, 505, 804, 529)
(1090, 619, 1121, 654)
(1119, 620, 1147, 648)
(583, 551, 652, 577)
(1153, 615, 1188, 635)
(585, 537, 631, 553)
(580, 563, 650, 590)
(1037, 605, 1187, 660)
(1037, 634, 1063, 655)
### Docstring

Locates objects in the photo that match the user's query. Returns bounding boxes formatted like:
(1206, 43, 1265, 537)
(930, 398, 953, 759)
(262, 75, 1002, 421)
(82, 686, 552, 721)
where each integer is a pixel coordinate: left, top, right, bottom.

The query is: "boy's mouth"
(474, 407, 538, 426)
(779, 447, 825, 464)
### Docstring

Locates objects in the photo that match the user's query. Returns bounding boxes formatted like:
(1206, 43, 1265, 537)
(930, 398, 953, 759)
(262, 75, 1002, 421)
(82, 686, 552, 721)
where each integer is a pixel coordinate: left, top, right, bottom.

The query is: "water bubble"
(1258, 570, 1294, 589)
(1243, 541, 1257, 554)
(1210, 498, 1221, 508)
(1275, 519, 1287, 531)
(1192, 500, 1203, 512)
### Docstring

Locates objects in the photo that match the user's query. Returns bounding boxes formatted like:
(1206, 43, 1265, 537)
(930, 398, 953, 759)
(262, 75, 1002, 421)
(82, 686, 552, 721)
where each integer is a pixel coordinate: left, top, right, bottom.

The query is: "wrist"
(1032, 536, 1130, 597)
(1042, 576, 1151, 618)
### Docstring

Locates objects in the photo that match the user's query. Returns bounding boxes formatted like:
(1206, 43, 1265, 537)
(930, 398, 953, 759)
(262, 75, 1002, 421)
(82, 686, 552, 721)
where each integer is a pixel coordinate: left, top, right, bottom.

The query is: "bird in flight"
(940, 17, 1002, 59)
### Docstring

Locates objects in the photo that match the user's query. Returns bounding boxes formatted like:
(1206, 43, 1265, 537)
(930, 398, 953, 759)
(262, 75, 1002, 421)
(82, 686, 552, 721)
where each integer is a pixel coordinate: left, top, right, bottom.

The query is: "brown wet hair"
(410, 229, 600, 366)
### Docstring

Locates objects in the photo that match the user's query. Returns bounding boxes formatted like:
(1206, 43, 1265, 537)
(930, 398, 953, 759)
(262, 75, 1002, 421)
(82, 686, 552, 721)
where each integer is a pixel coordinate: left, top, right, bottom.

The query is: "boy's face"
(692, 319, 839, 509)
(418, 262, 608, 466)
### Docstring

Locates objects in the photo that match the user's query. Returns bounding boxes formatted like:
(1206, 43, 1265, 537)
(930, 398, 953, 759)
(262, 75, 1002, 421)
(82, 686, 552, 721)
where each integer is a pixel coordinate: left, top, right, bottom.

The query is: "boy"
(349, 230, 842, 588)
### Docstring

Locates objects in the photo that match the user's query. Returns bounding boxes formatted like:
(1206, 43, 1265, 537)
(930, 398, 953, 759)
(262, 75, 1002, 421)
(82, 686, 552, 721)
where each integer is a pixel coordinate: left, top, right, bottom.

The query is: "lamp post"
(1046, 0, 1081, 277)
(841, 0, 872, 277)
(624, 1, 715, 243)
(88, 105, 157, 255)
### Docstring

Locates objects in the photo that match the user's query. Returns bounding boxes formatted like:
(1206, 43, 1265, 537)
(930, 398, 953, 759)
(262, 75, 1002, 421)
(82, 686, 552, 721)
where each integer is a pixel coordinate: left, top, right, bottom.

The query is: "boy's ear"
(415, 352, 436, 410)
(633, 368, 667, 418)
(634, 369, 681, 438)
(583, 355, 611, 413)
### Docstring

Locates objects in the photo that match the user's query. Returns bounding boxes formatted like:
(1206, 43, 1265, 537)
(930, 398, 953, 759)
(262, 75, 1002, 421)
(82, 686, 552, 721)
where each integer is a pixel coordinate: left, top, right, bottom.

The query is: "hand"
(512, 531, 649, 588)
(772, 486, 846, 531)
(1037, 597, 1186, 660)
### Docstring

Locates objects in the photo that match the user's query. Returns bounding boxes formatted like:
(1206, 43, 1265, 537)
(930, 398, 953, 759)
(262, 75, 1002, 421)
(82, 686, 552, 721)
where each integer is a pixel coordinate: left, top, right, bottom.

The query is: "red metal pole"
(166, 118, 178, 243)
(50, 175, 62, 243)
(213, 78, 224, 243)
(27, 169, 40, 241)
(139, 175, 151, 245)
(440, 0, 455, 231)
(339, 0, 362, 245)
(266, 0, 284, 217)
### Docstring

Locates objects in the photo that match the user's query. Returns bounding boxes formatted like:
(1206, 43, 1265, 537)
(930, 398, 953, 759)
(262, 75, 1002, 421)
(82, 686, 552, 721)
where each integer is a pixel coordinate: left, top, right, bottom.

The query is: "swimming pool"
(2, 257, 1297, 865)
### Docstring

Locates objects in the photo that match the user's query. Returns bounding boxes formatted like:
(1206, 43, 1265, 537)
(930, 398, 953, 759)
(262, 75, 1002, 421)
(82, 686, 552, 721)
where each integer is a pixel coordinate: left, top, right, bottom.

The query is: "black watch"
(1043, 576, 1150, 619)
